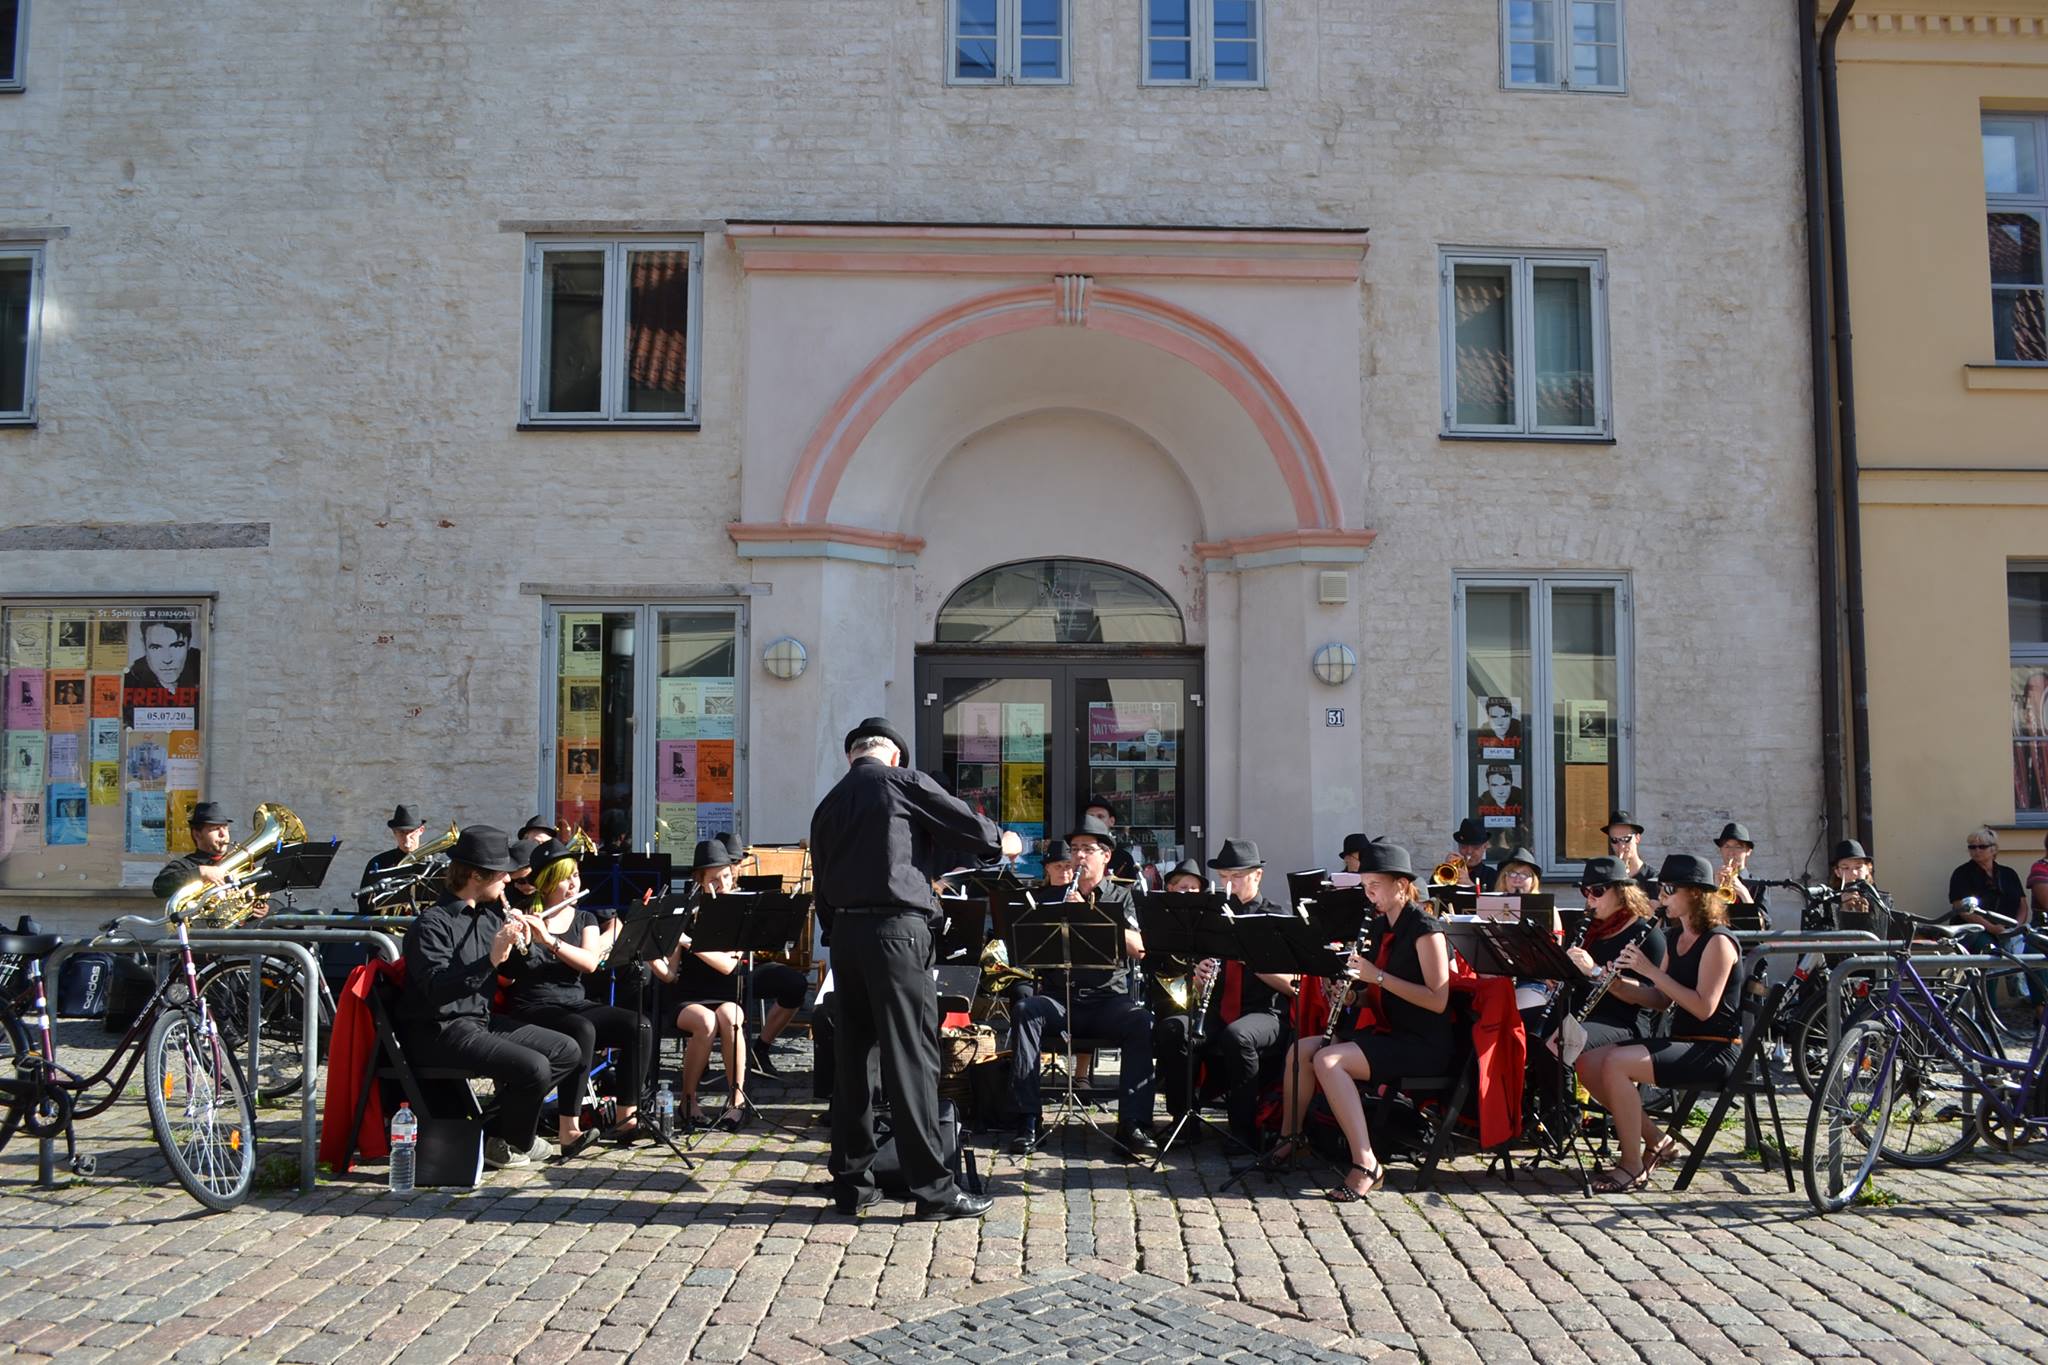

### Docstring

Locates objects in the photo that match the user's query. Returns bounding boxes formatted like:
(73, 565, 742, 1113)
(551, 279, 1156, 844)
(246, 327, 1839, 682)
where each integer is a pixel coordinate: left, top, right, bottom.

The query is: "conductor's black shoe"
(749, 1040, 782, 1077)
(1007, 1122, 1040, 1156)
(833, 1185, 883, 1215)
(1116, 1127, 1161, 1160)
(914, 1190, 994, 1221)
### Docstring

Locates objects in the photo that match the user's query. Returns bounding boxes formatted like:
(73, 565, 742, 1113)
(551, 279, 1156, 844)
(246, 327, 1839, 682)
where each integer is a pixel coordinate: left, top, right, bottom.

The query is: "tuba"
(564, 825, 598, 856)
(166, 803, 307, 928)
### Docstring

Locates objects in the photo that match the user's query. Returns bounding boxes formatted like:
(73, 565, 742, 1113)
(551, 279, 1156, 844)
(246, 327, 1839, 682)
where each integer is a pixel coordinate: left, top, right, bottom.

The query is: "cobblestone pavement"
(1, 1026, 2046, 1364)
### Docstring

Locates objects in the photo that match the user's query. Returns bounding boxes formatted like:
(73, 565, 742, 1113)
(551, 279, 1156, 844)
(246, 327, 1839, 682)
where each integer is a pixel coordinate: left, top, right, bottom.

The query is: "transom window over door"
(936, 559, 1184, 645)
(1984, 114, 2047, 364)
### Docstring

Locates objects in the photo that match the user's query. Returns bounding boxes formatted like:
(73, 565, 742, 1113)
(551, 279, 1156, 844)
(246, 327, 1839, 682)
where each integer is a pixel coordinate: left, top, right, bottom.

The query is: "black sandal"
(1326, 1161, 1384, 1203)
(553, 1129, 601, 1162)
(714, 1104, 749, 1131)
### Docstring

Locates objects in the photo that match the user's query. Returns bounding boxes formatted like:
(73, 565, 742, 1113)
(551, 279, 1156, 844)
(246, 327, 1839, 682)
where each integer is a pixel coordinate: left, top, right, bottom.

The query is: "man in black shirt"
(360, 804, 427, 888)
(1081, 795, 1143, 882)
(1006, 815, 1157, 1160)
(1450, 819, 1498, 893)
(397, 825, 581, 1171)
(151, 801, 237, 899)
(1950, 827, 2026, 928)
(811, 717, 1018, 1220)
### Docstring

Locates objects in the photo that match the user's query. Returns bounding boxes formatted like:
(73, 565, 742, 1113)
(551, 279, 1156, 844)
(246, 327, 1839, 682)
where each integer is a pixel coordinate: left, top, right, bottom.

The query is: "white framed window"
(521, 237, 702, 426)
(2010, 565, 2048, 826)
(0, 244, 43, 424)
(1454, 575, 1632, 875)
(1984, 113, 2047, 365)
(1503, 0, 1623, 94)
(1, 1, 25, 92)
(1440, 248, 1610, 439)
(541, 602, 748, 853)
(948, 0, 1070, 85)
(1143, 0, 1264, 88)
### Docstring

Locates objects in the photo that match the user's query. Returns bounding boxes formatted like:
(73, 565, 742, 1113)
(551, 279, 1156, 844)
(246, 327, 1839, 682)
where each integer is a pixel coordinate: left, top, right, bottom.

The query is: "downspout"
(1818, 0, 1874, 848)
(1800, 0, 1847, 845)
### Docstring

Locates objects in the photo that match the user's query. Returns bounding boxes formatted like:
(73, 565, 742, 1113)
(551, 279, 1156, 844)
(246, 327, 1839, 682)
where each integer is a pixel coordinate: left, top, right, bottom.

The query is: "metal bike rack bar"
(1825, 949, 2048, 1050)
(182, 927, 402, 1098)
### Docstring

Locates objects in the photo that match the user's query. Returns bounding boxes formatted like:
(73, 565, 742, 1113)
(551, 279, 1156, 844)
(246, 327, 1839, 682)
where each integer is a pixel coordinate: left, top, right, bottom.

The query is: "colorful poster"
(1563, 764, 1608, 859)
(166, 791, 197, 854)
(954, 762, 999, 818)
(697, 739, 735, 803)
(89, 762, 120, 806)
(1001, 702, 1045, 762)
(656, 740, 697, 802)
(49, 616, 88, 671)
(126, 790, 167, 854)
(655, 802, 696, 850)
(6, 794, 44, 845)
(958, 703, 1001, 762)
(125, 732, 169, 790)
(47, 784, 87, 845)
(46, 672, 86, 731)
(90, 617, 129, 673)
(5, 611, 49, 669)
(47, 733, 81, 783)
(89, 718, 119, 763)
(560, 614, 603, 679)
(166, 729, 201, 793)
(657, 677, 701, 739)
(5, 733, 45, 792)
(559, 680, 601, 740)
(1002, 762, 1045, 822)
(1006, 823, 1046, 879)
(1474, 695, 1525, 762)
(558, 739, 600, 796)
(89, 675, 121, 719)
(6, 668, 44, 729)
(119, 607, 200, 726)
(1476, 763, 1526, 830)
(694, 803, 734, 844)
(699, 678, 736, 740)
(1565, 700, 1609, 764)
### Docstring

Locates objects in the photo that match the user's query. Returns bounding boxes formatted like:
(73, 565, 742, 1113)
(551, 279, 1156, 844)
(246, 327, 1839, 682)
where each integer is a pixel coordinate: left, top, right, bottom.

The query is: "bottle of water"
(655, 1080, 675, 1141)
(388, 1102, 418, 1194)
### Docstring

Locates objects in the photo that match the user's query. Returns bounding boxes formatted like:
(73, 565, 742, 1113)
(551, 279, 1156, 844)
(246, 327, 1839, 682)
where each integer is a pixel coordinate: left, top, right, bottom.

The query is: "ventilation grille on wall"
(1318, 571, 1349, 605)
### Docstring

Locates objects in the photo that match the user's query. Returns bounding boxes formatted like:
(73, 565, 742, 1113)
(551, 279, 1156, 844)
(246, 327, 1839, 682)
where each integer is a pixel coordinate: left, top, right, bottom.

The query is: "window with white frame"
(1, 1, 25, 92)
(0, 245, 43, 423)
(1503, 1, 1622, 93)
(1441, 248, 1610, 439)
(521, 238, 701, 425)
(1984, 114, 2047, 364)
(2010, 565, 2048, 825)
(1455, 575, 1631, 873)
(1144, 0, 1263, 87)
(948, 0, 1070, 85)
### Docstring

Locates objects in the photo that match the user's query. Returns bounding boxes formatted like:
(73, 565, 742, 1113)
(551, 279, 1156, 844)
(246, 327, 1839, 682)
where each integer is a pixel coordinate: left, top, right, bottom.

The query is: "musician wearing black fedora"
(1079, 794, 1143, 881)
(1338, 833, 1373, 876)
(1450, 818, 1498, 892)
(1005, 813, 1157, 1159)
(1713, 822, 1766, 919)
(397, 825, 581, 1171)
(647, 839, 751, 1129)
(810, 717, 1019, 1219)
(360, 804, 428, 889)
(150, 800, 236, 898)
(1153, 838, 1297, 1147)
(1603, 810, 1653, 889)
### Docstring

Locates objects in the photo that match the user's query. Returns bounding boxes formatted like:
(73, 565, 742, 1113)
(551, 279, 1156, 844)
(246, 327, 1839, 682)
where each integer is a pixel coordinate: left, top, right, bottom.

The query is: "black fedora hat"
(1604, 809, 1645, 834)
(1831, 839, 1870, 864)
(1066, 815, 1117, 850)
(188, 801, 233, 829)
(1208, 837, 1264, 871)
(448, 824, 524, 874)
(508, 837, 542, 875)
(1577, 856, 1627, 887)
(687, 839, 737, 874)
(1356, 838, 1417, 879)
(717, 830, 744, 858)
(1081, 793, 1119, 818)
(844, 716, 910, 757)
(1040, 838, 1073, 864)
(1715, 822, 1755, 849)
(1340, 832, 1374, 859)
(1164, 857, 1206, 885)
(1657, 853, 1718, 891)
(387, 804, 425, 831)
(1452, 818, 1489, 846)
(518, 816, 558, 841)
(526, 838, 575, 876)
(1500, 846, 1542, 873)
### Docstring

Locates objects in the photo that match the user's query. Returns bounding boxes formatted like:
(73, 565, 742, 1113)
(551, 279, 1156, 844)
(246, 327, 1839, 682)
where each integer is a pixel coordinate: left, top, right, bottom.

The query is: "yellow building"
(1834, 3, 2048, 911)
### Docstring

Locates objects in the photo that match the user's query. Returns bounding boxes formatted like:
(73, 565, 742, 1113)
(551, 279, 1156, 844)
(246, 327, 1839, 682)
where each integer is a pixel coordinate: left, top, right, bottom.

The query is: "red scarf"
(1362, 920, 1398, 1026)
(1219, 961, 1244, 1025)
(1584, 910, 1640, 945)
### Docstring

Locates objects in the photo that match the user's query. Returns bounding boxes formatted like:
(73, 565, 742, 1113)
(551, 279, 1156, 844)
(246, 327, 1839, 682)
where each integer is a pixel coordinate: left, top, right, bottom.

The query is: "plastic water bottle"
(388, 1103, 418, 1194)
(655, 1080, 676, 1141)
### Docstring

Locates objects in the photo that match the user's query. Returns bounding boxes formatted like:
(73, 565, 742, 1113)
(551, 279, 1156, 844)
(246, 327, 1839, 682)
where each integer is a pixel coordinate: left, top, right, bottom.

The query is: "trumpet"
(1717, 861, 1743, 901)
(1431, 854, 1466, 886)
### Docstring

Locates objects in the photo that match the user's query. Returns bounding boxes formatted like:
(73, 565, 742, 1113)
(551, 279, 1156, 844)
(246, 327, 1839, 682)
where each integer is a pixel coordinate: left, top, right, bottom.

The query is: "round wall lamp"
(762, 636, 809, 681)
(1312, 642, 1357, 687)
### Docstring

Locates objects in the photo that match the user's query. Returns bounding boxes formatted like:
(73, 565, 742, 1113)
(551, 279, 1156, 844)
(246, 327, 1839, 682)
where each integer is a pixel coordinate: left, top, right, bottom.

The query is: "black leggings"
(504, 1002, 652, 1116)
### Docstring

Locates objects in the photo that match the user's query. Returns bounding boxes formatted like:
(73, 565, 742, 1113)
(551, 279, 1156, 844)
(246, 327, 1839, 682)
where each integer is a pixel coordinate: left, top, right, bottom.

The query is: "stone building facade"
(0, 2, 1821, 924)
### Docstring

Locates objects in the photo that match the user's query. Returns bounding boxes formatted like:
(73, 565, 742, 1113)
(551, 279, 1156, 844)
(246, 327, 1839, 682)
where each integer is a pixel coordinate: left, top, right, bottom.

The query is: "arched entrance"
(915, 558, 1203, 877)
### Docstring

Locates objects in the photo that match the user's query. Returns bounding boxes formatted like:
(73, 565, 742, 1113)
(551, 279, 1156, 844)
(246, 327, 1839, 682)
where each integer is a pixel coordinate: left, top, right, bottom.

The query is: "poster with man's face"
(1476, 763, 1524, 828)
(1474, 695, 1523, 761)
(119, 609, 202, 727)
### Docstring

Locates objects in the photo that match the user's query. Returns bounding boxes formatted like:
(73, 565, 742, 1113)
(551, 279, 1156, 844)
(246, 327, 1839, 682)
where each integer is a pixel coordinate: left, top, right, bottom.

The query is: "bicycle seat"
(1909, 923, 1970, 942)
(0, 932, 62, 958)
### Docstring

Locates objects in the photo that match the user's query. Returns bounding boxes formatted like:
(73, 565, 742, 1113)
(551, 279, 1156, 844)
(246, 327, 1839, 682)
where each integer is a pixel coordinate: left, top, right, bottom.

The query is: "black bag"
(871, 1099, 970, 1196)
(102, 957, 157, 1032)
(415, 1116, 485, 1189)
(56, 953, 113, 1018)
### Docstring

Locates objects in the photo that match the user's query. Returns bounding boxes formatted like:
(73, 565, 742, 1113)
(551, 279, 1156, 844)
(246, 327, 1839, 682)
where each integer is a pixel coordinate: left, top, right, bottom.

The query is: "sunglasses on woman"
(1579, 881, 1614, 896)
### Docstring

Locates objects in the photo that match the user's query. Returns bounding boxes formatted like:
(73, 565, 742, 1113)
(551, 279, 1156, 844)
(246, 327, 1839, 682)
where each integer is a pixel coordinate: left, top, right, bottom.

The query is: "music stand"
(935, 895, 990, 969)
(1136, 892, 1268, 1160)
(1006, 892, 1129, 1155)
(1285, 869, 1329, 908)
(602, 894, 698, 1167)
(247, 839, 341, 894)
(688, 892, 812, 1137)
(580, 852, 672, 920)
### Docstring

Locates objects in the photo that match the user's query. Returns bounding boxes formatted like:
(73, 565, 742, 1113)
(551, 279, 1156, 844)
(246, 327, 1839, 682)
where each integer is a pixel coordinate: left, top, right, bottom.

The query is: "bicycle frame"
(1874, 953, 2048, 1133)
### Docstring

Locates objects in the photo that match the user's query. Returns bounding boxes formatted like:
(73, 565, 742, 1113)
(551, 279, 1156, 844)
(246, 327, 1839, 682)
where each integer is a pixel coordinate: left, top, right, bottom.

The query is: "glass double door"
(916, 655, 1203, 880)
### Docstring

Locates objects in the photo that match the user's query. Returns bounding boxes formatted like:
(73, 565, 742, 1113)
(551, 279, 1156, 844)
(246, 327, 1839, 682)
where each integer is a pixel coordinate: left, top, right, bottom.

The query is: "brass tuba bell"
(403, 819, 460, 866)
(166, 803, 307, 928)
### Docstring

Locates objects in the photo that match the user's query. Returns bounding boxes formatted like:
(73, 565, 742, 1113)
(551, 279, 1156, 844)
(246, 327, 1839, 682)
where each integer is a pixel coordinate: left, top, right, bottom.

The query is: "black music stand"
(688, 892, 812, 1137)
(935, 895, 990, 970)
(602, 894, 698, 1167)
(1285, 869, 1329, 908)
(1006, 892, 1129, 1156)
(580, 852, 672, 920)
(1137, 892, 1270, 1160)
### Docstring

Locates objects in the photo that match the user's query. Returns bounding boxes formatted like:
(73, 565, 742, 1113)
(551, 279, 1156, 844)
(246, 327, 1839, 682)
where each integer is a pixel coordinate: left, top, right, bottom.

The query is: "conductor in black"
(810, 716, 1022, 1219)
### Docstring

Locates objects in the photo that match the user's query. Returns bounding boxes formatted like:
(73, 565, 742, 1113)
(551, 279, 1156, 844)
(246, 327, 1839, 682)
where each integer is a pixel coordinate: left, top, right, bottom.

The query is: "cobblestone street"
(1, 1029, 2045, 1364)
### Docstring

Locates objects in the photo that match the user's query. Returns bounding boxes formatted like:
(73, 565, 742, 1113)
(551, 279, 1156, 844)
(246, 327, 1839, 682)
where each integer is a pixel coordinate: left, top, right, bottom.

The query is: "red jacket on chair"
(1449, 967, 1525, 1148)
(318, 956, 406, 1172)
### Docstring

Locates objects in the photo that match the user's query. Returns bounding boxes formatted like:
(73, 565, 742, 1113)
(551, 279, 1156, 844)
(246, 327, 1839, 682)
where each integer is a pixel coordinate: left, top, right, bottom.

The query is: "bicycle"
(1802, 908, 2048, 1213)
(195, 953, 335, 1100)
(0, 914, 257, 1211)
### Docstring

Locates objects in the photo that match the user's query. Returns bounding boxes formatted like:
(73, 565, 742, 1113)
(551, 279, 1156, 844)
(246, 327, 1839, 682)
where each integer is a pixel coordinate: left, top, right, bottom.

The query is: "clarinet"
(1190, 960, 1221, 1041)
(1324, 917, 1380, 1038)
(1572, 921, 1646, 1023)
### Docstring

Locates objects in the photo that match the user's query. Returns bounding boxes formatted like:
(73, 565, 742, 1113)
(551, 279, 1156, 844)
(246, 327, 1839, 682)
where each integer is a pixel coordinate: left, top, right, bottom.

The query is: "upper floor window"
(1440, 248, 1611, 440)
(1984, 114, 2047, 364)
(1144, 0, 1263, 87)
(521, 238, 701, 426)
(949, 0, 1070, 85)
(1504, 1, 1623, 94)
(2011, 564, 2048, 825)
(0, 246, 44, 424)
(1, 1, 25, 92)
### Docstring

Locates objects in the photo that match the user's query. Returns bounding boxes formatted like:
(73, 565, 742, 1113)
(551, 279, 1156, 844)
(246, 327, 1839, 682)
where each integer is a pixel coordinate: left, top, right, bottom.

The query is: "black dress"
(1341, 906, 1458, 1082)
(1642, 926, 1742, 1087)
(1574, 918, 1667, 1053)
(501, 907, 653, 1113)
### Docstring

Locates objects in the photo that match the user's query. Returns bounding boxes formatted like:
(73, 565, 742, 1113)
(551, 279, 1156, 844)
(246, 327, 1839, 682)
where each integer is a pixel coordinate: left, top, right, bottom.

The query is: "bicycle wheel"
(1804, 1018, 1895, 1214)
(143, 1007, 255, 1211)
(196, 958, 312, 1100)
(1878, 1010, 1984, 1167)
(1979, 966, 2042, 1049)
(1790, 990, 1837, 1100)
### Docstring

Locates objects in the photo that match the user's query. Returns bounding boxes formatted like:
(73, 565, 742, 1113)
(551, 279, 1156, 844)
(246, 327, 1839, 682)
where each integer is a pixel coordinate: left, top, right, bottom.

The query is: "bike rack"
(187, 926, 402, 1099)
(1825, 948, 2048, 1051)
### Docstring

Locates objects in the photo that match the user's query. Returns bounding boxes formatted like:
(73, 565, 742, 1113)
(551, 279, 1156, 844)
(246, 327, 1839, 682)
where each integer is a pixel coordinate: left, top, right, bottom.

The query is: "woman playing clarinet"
(649, 840, 751, 1129)
(1560, 855, 1667, 1059)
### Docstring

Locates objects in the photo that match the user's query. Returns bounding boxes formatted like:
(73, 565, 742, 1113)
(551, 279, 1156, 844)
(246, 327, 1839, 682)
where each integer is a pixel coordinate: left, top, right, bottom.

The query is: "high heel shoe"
(1326, 1160, 1384, 1203)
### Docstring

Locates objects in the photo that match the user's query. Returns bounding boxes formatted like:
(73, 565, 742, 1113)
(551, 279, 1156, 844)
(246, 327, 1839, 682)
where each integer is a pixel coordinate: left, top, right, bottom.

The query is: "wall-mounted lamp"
(762, 636, 809, 681)
(1311, 642, 1357, 687)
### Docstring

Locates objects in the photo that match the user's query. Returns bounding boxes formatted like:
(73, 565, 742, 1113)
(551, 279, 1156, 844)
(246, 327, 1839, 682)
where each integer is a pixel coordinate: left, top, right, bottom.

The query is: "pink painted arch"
(777, 282, 1348, 532)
